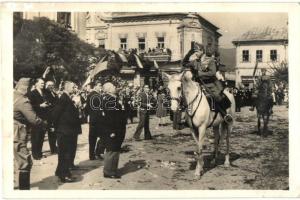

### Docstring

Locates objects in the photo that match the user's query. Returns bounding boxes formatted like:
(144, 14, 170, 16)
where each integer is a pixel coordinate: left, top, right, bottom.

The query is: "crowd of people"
(13, 72, 178, 189)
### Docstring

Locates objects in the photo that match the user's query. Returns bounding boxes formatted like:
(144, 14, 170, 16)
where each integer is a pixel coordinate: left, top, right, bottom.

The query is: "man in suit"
(51, 81, 82, 182)
(28, 78, 49, 160)
(85, 81, 105, 160)
(44, 81, 58, 154)
(14, 78, 47, 189)
(101, 82, 127, 178)
(133, 85, 155, 140)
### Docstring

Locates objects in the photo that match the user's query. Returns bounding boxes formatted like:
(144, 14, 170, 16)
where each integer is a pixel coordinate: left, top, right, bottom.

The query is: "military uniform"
(182, 48, 232, 122)
(254, 74, 273, 113)
(14, 79, 45, 190)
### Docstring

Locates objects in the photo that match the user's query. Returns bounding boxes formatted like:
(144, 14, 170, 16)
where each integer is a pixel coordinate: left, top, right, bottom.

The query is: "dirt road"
(27, 105, 288, 190)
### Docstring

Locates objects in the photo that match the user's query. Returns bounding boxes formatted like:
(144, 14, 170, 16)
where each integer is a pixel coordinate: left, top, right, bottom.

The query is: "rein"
(182, 76, 203, 119)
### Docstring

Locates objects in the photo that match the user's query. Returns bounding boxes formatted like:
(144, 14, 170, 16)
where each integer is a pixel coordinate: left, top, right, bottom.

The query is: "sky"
(200, 13, 288, 49)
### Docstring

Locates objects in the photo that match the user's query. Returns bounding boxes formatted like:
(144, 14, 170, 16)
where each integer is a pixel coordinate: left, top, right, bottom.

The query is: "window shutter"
(277, 54, 280, 62)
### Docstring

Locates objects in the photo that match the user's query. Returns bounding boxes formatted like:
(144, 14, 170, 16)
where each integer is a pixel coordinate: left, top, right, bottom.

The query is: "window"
(120, 38, 127, 50)
(138, 38, 146, 51)
(98, 39, 105, 49)
(270, 50, 277, 61)
(242, 50, 249, 62)
(157, 37, 165, 49)
(57, 12, 71, 28)
(256, 50, 263, 62)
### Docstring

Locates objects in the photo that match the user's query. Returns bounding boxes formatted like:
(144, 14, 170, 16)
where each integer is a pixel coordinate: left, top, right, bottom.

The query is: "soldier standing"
(14, 78, 46, 189)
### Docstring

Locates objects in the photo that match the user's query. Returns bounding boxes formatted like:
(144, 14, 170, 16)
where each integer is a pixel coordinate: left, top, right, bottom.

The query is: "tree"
(13, 15, 106, 84)
(269, 61, 288, 84)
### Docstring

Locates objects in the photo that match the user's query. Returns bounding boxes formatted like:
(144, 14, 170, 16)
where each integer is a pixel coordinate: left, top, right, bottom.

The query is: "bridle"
(170, 70, 203, 119)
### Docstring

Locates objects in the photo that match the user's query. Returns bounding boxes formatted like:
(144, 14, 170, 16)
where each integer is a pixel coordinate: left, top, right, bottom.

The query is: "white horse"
(164, 70, 236, 178)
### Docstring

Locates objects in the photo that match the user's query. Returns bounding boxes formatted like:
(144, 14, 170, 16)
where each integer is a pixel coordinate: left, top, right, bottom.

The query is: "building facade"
(85, 12, 221, 61)
(232, 27, 288, 87)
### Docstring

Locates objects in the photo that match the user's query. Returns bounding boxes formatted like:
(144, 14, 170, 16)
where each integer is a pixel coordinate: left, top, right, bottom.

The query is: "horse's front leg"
(257, 114, 261, 135)
(195, 125, 207, 178)
(224, 123, 231, 167)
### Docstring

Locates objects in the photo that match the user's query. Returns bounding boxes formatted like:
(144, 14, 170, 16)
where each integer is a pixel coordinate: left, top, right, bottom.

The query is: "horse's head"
(163, 71, 186, 111)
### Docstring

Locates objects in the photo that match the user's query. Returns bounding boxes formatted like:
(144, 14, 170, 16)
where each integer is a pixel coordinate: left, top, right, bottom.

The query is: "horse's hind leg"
(195, 125, 206, 178)
(263, 114, 270, 137)
(211, 125, 220, 167)
(221, 122, 230, 167)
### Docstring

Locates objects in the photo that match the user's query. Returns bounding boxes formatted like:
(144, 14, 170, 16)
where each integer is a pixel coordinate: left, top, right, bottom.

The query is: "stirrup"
(224, 114, 233, 124)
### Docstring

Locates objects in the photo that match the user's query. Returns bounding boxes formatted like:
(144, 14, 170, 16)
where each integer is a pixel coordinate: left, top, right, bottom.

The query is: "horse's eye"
(177, 87, 181, 91)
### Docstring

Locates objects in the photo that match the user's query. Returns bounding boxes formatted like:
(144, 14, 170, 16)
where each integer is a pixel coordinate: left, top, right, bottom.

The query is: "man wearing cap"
(14, 78, 46, 189)
(182, 42, 233, 123)
(253, 68, 273, 113)
(101, 82, 127, 178)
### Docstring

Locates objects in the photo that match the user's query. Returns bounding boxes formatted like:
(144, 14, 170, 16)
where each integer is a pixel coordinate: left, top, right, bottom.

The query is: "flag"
(134, 54, 143, 69)
(90, 61, 108, 78)
(117, 53, 128, 63)
(153, 60, 159, 69)
(82, 75, 91, 88)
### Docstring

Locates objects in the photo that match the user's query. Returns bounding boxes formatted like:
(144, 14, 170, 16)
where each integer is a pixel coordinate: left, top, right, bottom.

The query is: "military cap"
(15, 78, 31, 89)
(193, 42, 205, 52)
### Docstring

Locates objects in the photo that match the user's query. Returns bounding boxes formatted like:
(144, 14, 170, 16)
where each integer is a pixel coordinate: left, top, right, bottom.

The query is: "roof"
(232, 26, 288, 44)
(107, 12, 220, 31)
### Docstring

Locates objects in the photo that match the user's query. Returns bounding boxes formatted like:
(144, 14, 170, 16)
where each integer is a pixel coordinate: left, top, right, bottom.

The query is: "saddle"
(203, 90, 217, 111)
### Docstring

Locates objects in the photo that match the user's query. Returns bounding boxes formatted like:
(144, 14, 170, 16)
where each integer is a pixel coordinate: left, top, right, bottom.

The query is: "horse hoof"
(224, 162, 230, 168)
(194, 175, 201, 180)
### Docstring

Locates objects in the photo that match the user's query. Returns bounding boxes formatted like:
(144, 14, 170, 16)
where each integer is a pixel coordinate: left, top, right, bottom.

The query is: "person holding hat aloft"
(182, 42, 233, 124)
(14, 78, 47, 189)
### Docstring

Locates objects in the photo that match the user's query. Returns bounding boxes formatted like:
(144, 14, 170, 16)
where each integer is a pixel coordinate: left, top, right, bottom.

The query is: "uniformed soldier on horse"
(252, 68, 273, 114)
(182, 42, 233, 123)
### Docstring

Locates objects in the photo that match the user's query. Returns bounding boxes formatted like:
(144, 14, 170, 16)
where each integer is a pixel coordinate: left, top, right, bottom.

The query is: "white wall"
(106, 20, 182, 61)
(235, 42, 288, 87)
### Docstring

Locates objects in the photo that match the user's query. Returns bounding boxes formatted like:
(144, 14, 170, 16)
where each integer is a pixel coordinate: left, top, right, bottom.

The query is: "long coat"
(28, 89, 48, 120)
(101, 93, 127, 151)
(51, 92, 82, 135)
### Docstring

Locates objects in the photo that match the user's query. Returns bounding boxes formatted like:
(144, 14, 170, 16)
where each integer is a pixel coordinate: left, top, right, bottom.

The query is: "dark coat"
(102, 94, 127, 151)
(51, 92, 82, 135)
(138, 91, 156, 110)
(44, 89, 59, 123)
(85, 91, 103, 124)
(28, 89, 48, 120)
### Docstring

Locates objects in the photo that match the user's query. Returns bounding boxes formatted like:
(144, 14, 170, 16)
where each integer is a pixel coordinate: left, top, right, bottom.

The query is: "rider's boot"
(217, 94, 233, 124)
